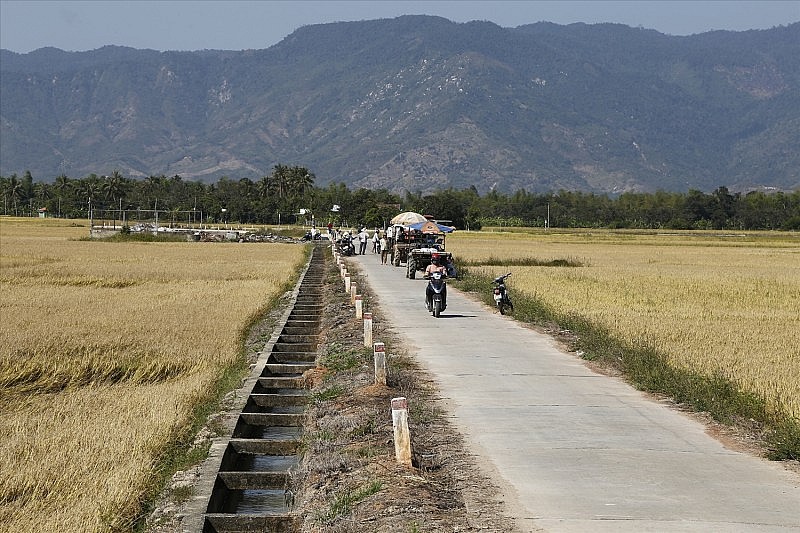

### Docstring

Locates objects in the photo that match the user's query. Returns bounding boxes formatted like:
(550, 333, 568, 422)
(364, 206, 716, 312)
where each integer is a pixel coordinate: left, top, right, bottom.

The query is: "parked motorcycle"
(426, 271, 447, 318)
(492, 272, 513, 315)
(337, 233, 355, 256)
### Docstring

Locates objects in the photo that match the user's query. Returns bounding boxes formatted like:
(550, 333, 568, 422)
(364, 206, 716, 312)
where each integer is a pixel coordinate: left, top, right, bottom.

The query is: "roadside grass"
(297, 255, 445, 527)
(320, 343, 372, 373)
(311, 384, 345, 403)
(79, 230, 188, 243)
(317, 481, 383, 524)
(459, 256, 583, 268)
(300, 333, 388, 525)
(453, 266, 799, 460)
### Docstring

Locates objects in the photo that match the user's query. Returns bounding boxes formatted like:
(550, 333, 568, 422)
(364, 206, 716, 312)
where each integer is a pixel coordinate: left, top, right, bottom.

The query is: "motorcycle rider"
(424, 256, 448, 311)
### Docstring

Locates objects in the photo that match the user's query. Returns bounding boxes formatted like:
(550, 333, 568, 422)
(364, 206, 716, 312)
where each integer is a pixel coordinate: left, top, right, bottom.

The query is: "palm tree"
(256, 175, 271, 200)
(0, 176, 9, 214)
(8, 174, 22, 216)
(54, 174, 72, 217)
(268, 164, 290, 199)
(55, 174, 71, 191)
(144, 174, 165, 206)
(238, 178, 255, 200)
(33, 182, 52, 209)
(76, 176, 101, 217)
(288, 166, 315, 198)
(102, 170, 128, 207)
(169, 206, 182, 227)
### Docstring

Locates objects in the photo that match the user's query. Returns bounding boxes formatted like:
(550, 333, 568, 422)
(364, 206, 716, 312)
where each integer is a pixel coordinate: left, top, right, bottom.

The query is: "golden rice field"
(448, 229, 800, 421)
(0, 217, 307, 532)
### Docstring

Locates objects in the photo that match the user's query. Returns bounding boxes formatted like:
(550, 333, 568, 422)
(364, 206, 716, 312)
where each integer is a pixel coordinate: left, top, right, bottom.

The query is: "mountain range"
(1, 16, 798, 194)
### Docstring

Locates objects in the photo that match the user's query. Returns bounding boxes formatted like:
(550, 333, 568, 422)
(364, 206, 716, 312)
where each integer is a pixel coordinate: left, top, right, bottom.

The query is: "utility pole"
(546, 202, 550, 230)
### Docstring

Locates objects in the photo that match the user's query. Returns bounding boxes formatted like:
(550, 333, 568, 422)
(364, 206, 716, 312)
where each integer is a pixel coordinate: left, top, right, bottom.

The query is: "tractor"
(388, 219, 456, 279)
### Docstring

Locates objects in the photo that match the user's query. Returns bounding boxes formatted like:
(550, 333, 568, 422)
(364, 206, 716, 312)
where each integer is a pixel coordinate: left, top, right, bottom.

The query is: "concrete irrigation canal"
(197, 245, 326, 533)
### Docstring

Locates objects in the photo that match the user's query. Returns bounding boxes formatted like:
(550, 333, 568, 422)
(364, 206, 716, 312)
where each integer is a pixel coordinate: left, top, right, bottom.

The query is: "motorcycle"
(492, 272, 513, 315)
(426, 270, 447, 318)
(337, 233, 355, 256)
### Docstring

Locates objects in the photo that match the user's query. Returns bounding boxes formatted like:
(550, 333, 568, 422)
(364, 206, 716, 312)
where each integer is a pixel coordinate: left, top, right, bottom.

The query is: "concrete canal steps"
(203, 246, 326, 532)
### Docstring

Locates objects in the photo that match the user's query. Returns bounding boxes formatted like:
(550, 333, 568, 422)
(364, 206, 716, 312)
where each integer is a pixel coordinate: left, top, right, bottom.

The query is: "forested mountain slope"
(2, 17, 798, 193)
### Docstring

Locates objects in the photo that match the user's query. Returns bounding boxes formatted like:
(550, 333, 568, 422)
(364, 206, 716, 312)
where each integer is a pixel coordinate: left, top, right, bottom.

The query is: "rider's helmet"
(431, 254, 440, 266)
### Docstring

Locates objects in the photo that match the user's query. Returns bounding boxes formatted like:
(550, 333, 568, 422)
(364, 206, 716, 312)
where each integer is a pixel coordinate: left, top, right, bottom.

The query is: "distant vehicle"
(389, 219, 455, 279)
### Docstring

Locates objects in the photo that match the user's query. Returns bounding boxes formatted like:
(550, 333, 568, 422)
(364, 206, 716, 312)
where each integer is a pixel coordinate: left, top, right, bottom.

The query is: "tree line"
(1, 168, 798, 231)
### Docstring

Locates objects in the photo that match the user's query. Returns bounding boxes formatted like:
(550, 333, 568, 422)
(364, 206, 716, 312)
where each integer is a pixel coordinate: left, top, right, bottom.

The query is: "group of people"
(358, 224, 450, 310)
(368, 227, 393, 265)
(335, 226, 394, 265)
(329, 222, 450, 312)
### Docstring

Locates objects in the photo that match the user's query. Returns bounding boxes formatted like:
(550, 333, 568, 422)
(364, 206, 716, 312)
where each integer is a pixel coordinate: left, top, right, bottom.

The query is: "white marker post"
(391, 396, 411, 466)
(363, 312, 373, 347)
(344, 274, 350, 294)
(374, 341, 386, 385)
(350, 282, 358, 303)
(355, 295, 363, 318)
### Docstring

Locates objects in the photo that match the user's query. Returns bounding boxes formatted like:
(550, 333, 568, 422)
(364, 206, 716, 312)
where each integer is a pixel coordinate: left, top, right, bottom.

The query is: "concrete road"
(347, 253, 800, 532)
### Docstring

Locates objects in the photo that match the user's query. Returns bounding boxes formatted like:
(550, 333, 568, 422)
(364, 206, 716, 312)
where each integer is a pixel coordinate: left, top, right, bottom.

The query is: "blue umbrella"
(408, 220, 454, 234)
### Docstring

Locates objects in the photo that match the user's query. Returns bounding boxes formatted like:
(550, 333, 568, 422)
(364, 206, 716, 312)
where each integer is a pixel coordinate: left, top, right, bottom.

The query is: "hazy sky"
(1, 0, 798, 53)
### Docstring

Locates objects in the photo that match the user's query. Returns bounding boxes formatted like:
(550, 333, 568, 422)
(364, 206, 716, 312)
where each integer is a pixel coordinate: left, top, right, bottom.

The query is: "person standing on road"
(380, 234, 389, 264)
(372, 228, 380, 253)
(386, 225, 395, 264)
(358, 227, 368, 255)
(386, 225, 394, 248)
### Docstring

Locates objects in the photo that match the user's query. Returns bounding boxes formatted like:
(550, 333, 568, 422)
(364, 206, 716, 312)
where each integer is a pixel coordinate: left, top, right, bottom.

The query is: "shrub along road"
(350, 253, 800, 532)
